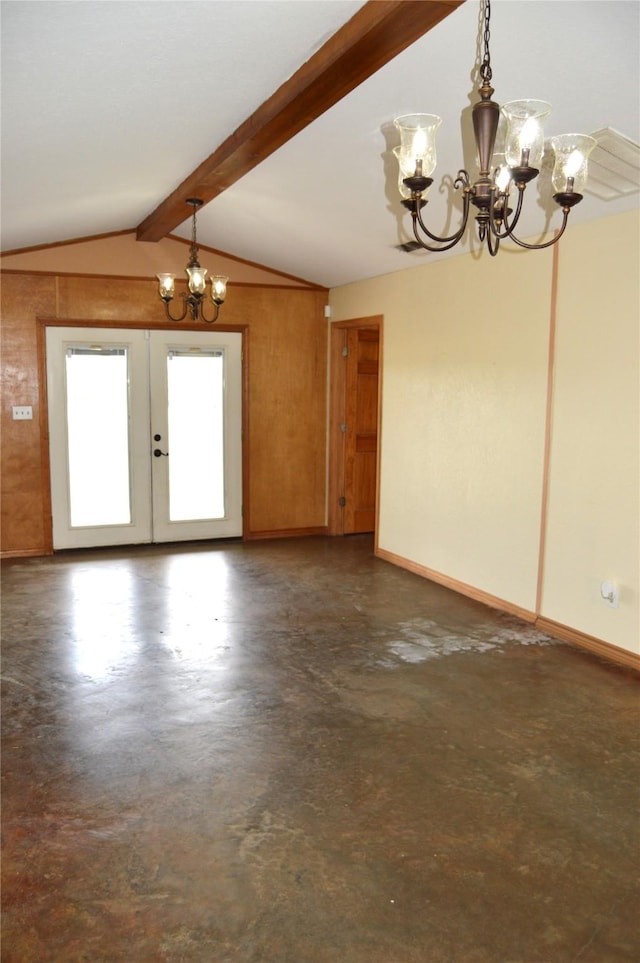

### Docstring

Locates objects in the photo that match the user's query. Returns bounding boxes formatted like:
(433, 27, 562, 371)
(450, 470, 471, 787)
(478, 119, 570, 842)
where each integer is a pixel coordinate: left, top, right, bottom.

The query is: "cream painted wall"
(330, 247, 553, 613)
(542, 210, 639, 652)
(329, 209, 639, 656)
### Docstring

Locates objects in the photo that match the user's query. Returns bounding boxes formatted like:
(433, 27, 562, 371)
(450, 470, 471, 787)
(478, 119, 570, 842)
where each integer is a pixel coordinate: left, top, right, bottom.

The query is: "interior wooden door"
(343, 327, 379, 534)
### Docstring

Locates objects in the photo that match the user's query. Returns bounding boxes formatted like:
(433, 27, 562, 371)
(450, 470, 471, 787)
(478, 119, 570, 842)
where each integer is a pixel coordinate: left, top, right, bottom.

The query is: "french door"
(46, 326, 243, 549)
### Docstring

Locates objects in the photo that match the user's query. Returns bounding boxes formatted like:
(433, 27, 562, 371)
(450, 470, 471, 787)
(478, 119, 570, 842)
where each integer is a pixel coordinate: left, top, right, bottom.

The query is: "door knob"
(153, 448, 169, 457)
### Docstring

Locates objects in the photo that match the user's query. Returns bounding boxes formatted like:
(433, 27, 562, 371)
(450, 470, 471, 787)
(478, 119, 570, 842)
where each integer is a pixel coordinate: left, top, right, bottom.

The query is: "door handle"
(153, 448, 169, 457)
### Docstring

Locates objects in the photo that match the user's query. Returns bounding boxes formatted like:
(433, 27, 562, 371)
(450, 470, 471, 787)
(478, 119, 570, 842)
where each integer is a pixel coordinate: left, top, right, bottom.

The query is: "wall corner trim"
(534, 617, 640, 672)
(375, 547, 536, 622)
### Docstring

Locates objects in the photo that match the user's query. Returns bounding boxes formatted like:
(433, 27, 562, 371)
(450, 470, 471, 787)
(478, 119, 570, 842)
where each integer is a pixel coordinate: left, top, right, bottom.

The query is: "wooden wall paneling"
(245, 288, 328, 536)
(1, 272, 329, 556)
(56, 275, 168, 324)
(1, 275, 56, 556)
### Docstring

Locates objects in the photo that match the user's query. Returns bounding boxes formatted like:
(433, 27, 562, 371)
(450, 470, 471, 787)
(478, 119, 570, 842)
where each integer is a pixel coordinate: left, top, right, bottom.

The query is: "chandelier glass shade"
(157, 198, 228, 322)
(393, 0, 597, 256)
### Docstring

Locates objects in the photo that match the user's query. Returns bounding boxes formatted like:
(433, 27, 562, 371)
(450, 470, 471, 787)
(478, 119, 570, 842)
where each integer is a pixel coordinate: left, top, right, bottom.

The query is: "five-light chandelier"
(394, 0, 597, 256)
(157, 198, 228, 322)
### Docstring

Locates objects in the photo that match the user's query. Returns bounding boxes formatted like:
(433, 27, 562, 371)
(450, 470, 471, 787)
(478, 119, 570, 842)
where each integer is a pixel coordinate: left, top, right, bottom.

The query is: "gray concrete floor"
(1, 535, 639, 962)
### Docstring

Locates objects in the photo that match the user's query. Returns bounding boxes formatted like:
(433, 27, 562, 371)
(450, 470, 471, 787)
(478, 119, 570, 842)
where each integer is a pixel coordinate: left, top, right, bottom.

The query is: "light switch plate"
(12, 406, 33, 420)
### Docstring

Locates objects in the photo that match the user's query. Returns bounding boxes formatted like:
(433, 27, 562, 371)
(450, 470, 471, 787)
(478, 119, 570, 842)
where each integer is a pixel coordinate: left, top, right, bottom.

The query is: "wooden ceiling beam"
(136, 0, 464, 242)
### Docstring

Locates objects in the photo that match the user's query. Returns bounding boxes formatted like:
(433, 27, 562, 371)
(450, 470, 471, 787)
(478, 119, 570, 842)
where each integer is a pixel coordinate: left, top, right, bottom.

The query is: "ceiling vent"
(395, 240, 423, 253)
(586, 128, 640, 200)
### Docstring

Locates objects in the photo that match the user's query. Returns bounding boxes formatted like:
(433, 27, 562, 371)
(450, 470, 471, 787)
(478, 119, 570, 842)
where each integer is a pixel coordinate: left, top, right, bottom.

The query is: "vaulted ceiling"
(2, 0, 638, 288)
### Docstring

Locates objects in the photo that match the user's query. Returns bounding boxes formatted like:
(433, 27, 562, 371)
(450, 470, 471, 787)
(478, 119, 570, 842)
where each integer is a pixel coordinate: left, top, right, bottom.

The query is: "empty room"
(1, 1, 639, 961)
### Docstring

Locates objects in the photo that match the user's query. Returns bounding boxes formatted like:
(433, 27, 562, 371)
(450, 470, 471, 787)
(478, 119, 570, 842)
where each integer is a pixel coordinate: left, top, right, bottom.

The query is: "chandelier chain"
(191, 205, 198, 256)
(480, 0, 492, 85)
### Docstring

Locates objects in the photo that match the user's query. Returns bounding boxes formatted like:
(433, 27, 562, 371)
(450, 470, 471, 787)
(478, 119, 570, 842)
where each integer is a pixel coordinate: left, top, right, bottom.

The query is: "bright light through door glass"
(65, 346, 131, 527)
(167, 349, 225, 521)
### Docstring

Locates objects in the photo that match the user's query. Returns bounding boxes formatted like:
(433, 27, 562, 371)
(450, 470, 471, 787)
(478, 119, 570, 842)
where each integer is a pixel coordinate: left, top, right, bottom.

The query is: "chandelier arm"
(412, 175, 471, 247)
(409, 215, 448, 253)
(163, 297, 189, 324)
(488, 187, 525, 240)
(485, 228, 500, 257)
(199, 300, 222, 324)
(412, 199, 471, 252)
(491, 186, 527, 239)
(502, 208, 571, 250)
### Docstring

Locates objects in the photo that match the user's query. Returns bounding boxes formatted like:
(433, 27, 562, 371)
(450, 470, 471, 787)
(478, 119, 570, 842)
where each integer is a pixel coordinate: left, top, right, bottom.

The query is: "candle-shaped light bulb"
(157, 273, 175, 301)
(502, 100, 551, 169)
(186, 264, 207, 296)
(492, 154, 512, 194)
(551, 134, 597, 195)
(210, 276, 228, 305)
(393, 114, 442, 180)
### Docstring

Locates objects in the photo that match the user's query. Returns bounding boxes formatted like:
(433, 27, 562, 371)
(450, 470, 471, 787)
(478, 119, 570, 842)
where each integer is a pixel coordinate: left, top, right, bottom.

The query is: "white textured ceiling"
(2, 0, 639, 288)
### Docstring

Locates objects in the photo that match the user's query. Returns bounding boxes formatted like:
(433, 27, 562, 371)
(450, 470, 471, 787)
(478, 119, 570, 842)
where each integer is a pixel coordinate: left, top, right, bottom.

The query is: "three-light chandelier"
(157, 198, 228, 322)
(394, 0, 597, 256)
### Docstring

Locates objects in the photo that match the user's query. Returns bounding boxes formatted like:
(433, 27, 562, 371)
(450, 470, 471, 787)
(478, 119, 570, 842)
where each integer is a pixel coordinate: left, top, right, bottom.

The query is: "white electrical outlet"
(12, 405, 33, 420)
(601, 581, 619, 609)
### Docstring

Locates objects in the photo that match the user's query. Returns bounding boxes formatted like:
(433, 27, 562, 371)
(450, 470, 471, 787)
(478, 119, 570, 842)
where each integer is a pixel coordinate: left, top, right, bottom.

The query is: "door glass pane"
(65, 346, 131, 527)
(167, 349, 225, 521)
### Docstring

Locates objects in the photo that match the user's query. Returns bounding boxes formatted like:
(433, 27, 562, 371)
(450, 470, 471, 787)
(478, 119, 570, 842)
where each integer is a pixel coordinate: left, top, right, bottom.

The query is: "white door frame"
(40, 320, 248, 551)
(149, 329, 244, 542)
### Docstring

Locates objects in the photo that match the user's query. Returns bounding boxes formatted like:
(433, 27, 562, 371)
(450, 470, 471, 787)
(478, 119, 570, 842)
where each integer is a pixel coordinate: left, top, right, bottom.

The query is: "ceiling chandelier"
(157, 198, 228, 322)
(394, 0, 597, 256)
